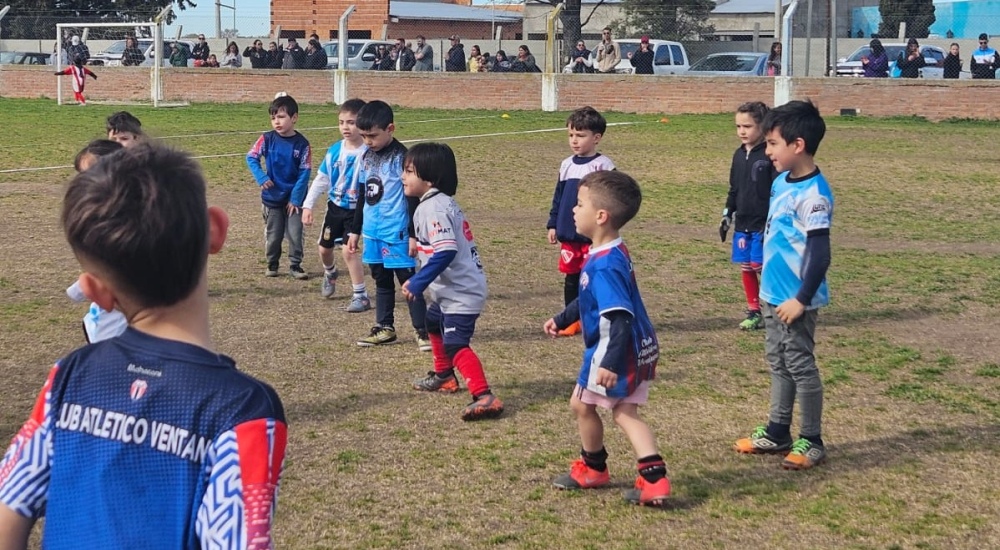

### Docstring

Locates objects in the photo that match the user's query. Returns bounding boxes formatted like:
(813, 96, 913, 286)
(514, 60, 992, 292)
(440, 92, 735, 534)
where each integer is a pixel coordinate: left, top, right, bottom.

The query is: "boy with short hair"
(247, 93, 312, 279)
(547, 106, 616, 337)
(734, 100, 834, 470)
(721, 101, 777, 330)
(545, 170, 668, 507)
(0, 142, 287, 548)
(401, 142, 504, 420)
(302, 98, 372, 311)
(345, 100, 429, 350)
(106, 111, 143, 147)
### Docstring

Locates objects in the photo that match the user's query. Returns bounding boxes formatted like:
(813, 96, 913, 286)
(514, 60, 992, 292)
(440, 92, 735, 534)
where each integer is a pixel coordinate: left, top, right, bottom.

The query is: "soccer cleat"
(290, 266, 309, 280)
(343, 295, 372, 313)
(461, 393, 504, 421)
(415, 331, 432, 352)
(557, 320, 582, 337)
(356, 326, 398, 347)
(624, 476, 671, 506)
(782, 438, 827, 470)
(739, 309, 763, 331)
(552, 459, 610, 490)
(734, 425, 793, 454)
(413, 371, 460, 393)
(264, 267, 279, 277)
(321, 270, 338, 298)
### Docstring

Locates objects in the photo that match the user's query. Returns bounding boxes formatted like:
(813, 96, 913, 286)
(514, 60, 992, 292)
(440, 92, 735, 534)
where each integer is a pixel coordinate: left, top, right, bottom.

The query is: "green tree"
(612, 0, 716, 41)
(878, 0, 936, 39)
(1, 0, 196, 39)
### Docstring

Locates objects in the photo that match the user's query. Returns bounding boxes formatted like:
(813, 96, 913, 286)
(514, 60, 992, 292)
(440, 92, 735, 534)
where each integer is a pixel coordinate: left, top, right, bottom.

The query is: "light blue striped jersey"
(304, 140, 367, 210)
(761, 169, 834, 309)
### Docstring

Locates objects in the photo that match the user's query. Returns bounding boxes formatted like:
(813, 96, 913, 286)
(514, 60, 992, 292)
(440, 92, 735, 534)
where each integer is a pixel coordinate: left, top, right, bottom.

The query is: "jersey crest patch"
(365, 176, 384, 205)
(130, 379, 148, 401)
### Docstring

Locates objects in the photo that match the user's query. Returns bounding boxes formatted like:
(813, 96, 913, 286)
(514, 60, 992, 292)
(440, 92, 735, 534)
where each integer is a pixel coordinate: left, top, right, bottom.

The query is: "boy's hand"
(547, 228, 557, 245)
(543, 318, 560, 338)
(302, 208, 313, 225)
(775, 298, 805, 324)
(595, 367, 618, 389)
(90, 73, 97, 80)
(409, 237, 417, 257)
(286, 203, 300, 216)
(262, 179, 274, 189)
(401, 280, 414, 302)
(346, 233, 359, 254)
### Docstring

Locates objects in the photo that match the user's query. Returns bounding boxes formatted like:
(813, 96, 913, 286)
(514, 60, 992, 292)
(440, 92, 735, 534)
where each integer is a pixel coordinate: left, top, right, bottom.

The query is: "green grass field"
(1, 98, 1000, 549)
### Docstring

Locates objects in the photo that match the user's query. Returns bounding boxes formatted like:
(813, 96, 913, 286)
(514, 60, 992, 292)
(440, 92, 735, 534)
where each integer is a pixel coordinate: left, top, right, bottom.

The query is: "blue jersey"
(304, 140, 366, 210)
(0, 329, 287, 549)
(577, 239, 659, 398)
(761, 169, 834, 309)
(547, 154, 616, 243)
(246, 130, 312, 208)
(357, 139, 409, 243)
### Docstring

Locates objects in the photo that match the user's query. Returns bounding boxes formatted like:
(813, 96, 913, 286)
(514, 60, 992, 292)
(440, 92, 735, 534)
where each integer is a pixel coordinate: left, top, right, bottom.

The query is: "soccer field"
(2, 98, 1000, 549)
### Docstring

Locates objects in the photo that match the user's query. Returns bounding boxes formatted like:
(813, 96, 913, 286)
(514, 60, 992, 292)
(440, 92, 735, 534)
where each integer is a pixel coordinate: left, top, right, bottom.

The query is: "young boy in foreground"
(0, 142, 287, 548)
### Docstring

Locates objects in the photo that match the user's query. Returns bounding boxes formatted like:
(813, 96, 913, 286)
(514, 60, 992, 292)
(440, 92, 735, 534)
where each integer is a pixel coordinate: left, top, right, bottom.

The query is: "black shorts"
(318, 203, 354, 248)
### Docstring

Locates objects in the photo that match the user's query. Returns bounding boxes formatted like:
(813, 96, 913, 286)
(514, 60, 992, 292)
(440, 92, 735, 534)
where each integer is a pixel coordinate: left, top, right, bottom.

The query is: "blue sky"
(167, 0, 503, 38)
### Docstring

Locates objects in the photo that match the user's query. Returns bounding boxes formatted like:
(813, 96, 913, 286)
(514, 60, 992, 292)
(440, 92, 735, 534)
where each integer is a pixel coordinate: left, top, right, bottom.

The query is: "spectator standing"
(628, 35, 654, 75)
(373, 45, 393, 70)
(204, 54, 220, 68)
(491, 50, 511, 72)
(304, 39, 328, 69)
(394, 39, 415, 71)
(222, 42, 242, 68)
(767, 41, 781, 76)
(243, 40, 267, 68)
(468, 45, 484, 72)
(511, 45, 539, 72)
(168, 43, 188, 67)
(570, 40, 593, 73)
(122, 36, 144, 67)
(971, 33, 999, 79)
(943, 43, 962, 79)
(68, 35, 90, 65)
(446, 35, 467, 72)
(267, 42, 283, 68)
(414, 35, 434, 71)
(281, 38, 305, 69)
(192, 34, 210, 66)
(861, 38, 889, 77)
(595, 27, 620, 73)
(895, 37, 925, 78)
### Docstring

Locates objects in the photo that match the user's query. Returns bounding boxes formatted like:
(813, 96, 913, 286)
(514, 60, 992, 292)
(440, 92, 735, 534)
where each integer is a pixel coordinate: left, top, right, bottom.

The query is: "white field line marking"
(0, 121, 647, 174)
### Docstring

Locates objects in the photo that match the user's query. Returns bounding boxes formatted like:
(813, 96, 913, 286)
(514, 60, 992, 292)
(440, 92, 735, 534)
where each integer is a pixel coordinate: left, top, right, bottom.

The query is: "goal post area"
(56, 19, 185, 108)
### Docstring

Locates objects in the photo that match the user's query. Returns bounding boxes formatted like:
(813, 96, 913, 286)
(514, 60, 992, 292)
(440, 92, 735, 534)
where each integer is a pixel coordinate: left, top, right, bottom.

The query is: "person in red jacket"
(54, 55, 96, 105)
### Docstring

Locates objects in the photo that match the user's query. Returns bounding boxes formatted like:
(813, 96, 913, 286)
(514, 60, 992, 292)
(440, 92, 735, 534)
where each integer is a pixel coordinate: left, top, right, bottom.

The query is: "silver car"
(323, 40, 395, 70)
(836, 43, 961, 78)
(687, 52, 769, 76)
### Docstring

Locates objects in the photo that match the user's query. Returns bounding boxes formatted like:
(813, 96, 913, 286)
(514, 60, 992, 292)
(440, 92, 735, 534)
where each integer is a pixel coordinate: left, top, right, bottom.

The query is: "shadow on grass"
(653, 306, 942, 335)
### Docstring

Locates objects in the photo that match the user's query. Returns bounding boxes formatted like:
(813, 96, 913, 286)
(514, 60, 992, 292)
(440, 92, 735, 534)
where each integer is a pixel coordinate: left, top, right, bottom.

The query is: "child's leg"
(343, 243, 367, 296)
(319, 245, 336, 271)
(564, 273, 581, 306)
(613, 402, 670, 504)
(782, 309, 823, 442)
(285, 209, 304, 270)
(425, 303, 452, 375)
(571, 389, 604, 453)
(262, 205, 285, 271)
(612, 403, 658, 458)
(440, 311, 489, 398)
(394, 267, 427, 334)
(553, 387, 610, 490)
(740, 262, 760, 310)
(369, 263, 395, 328)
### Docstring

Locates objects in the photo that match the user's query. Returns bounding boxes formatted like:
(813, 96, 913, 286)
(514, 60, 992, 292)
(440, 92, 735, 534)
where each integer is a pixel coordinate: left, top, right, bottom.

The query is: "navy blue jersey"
(246, 130, 312, 208)
(547, 154, 615, 243)
(0, 329, 287, 549)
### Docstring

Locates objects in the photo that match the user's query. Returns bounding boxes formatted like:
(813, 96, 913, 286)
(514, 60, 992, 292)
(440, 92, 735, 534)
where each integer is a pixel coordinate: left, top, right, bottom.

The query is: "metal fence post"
(335, 4, 355, 105)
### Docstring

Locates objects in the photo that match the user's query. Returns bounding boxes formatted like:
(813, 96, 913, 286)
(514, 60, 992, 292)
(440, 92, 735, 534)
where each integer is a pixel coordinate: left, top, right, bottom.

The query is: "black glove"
(719, 208, 732, 242)
(90, 73, 97, 80)
(53, 71, 62, 75)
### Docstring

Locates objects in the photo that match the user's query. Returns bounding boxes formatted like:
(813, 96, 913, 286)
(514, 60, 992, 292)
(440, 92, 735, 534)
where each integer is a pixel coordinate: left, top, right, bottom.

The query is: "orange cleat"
(552, 459, 610, 490)
(557, 321, 582, 337)
(624, 476, 671, 506)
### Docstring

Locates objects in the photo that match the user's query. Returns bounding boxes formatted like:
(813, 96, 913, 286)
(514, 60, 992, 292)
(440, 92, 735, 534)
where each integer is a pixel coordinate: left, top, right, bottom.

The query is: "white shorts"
(575, 381, 650, 409)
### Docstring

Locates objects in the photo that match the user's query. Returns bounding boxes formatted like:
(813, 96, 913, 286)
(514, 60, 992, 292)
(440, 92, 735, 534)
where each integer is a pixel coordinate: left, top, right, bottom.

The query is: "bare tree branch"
(582, 0, 607, 27)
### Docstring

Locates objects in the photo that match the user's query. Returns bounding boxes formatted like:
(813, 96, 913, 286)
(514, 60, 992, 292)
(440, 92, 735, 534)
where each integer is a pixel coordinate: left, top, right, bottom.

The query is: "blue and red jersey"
(246, 130, 312, 208)
(0, 328, 287, 549)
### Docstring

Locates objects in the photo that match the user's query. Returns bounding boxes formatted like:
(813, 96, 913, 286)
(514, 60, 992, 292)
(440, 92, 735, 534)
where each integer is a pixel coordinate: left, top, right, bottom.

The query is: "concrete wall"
(3, 65, 998, 121)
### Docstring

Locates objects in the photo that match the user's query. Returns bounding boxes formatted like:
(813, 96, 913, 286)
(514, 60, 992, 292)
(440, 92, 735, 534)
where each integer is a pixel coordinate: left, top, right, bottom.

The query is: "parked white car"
(90, 39, 196, 67)
(564, 38, 689, 75)
(323, 39, 396, 70)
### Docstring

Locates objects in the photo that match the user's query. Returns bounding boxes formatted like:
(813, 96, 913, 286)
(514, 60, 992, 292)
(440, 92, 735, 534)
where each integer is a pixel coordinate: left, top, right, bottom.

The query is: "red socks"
(429, 333, 451, 374)
(741, 264, 761, 311)
(453, 348, 489, 398)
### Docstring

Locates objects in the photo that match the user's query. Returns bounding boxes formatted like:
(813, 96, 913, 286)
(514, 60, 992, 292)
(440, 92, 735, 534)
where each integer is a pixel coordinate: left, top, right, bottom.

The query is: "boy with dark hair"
(545, 170, 668, 506)
(547, 106, 615, 337)
(105, 111, 143, 147)
(734, 100, 834, 470)
(401, 142, 504, 420)
(303, 98, 371, 311)
(0, 142, 287, 548)
(345, 100, 429, 350)
(722, 101, 777, 330)
(247, 93, 312, 279)
(971, 33, 1000, 79)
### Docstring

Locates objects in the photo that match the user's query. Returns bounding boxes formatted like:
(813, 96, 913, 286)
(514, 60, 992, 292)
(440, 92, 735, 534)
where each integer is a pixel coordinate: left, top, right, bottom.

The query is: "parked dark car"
(0, 51, 52, 65)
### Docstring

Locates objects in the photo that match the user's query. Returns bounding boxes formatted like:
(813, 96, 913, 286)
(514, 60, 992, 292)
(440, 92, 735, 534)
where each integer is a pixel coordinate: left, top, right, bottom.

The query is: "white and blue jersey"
(577, 239, 659, 398)
(761, 170, 834, 309)
(354, 139, 410, 243)
(303, 140, 366, 210)
(0, 328, 287, 549)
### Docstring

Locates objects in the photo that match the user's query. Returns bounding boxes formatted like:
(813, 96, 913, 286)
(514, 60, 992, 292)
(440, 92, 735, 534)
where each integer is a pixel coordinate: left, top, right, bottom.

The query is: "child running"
(734, 100, 834, 470)
(545, 170, 668, 506)
(547, 106, 615, 337)
(302, 98, 371, 311)
(401, 143, 504, 420)
(721, 101, 778, 330)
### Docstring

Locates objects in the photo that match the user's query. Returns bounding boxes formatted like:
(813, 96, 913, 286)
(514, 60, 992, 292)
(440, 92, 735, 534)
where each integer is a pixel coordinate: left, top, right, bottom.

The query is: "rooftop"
(712, 0, 793, 14)
(391, 1, 523, 22)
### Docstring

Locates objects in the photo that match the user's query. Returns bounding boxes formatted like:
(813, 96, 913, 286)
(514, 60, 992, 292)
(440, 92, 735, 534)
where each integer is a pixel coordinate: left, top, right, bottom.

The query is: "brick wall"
(273, 0, 388, 40)
(3, 66, 999, 121)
